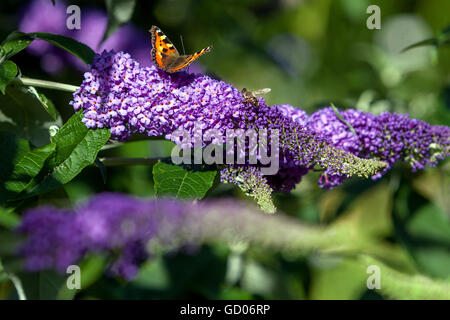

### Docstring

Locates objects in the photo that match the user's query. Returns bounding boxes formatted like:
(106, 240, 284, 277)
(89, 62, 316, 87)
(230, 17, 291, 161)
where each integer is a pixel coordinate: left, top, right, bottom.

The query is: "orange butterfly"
(150, 25, 212, 73)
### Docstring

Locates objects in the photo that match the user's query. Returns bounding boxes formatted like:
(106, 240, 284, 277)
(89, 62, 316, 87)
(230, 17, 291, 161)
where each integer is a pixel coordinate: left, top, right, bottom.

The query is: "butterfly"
(150, 25, 212, 73)
(241, 87, 271, 108)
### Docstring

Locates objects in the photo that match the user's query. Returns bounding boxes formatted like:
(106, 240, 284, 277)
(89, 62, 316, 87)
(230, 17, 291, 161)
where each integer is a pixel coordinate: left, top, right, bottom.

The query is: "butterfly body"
(150, 25, 212, 73)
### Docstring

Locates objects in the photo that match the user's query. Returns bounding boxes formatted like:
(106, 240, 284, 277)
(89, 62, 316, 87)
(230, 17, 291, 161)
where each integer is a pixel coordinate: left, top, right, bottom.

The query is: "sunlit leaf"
(1, 31, 33, 60)
(412, 168, 450, 215)
(0, 208, 20, 229)
(21, 112, 110, 198)
(153, 161, 216, 199)
(309, 255, 367, 299)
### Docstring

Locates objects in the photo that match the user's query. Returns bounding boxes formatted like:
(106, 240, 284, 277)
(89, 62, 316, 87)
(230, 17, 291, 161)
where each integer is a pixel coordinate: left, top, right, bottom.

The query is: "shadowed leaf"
(3, 143, 56, 194)
(28, 32, 95, 65)
(0, 82, 62, 146)
(0, 61, 17, 94)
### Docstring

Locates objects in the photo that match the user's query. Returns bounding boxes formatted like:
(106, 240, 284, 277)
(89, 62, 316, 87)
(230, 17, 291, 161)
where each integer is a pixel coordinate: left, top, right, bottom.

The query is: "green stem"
(98, 157, 168, 167)
(16, 77, 80, 92)
(100, 135, 167, 151)
(7, 272, 27, 300)
(128, 134, 166, 142)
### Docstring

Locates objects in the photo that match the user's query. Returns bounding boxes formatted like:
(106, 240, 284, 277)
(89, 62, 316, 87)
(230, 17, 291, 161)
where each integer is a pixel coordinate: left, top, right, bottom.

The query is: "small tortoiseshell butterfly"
(150, 25, 212, 73)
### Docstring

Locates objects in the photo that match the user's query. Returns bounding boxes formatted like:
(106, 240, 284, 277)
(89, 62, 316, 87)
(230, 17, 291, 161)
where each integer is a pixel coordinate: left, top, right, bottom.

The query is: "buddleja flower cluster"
(16, 192, 336, 279)
(307, 107, 450, 188)
(18, 193, 190, 279)
(70, 50, 449, 211)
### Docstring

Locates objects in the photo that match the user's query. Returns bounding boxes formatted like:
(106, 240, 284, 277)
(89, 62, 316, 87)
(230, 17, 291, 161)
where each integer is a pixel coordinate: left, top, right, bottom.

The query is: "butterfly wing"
(150, 25, 180, 71)
(166, 46, 213, 72)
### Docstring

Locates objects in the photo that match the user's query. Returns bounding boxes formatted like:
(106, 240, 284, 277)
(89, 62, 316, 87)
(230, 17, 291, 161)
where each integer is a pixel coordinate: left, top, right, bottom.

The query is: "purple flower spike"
(308, 107, 450, 188)
(70, 50, 448, 210)
(17, 193, 193, 279)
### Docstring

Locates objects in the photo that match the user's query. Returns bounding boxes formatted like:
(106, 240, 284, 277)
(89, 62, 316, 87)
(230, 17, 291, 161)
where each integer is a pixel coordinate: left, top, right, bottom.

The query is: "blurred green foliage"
(0, 0, 449, 300)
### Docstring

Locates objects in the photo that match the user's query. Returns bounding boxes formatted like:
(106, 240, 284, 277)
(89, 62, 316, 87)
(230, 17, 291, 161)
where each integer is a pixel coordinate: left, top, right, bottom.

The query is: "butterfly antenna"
(180, 34, 186, 55)
(180, 34, 190, 72)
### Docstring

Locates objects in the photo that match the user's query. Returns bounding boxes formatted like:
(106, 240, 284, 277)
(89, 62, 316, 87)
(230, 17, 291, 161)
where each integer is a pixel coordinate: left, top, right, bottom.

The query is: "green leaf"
(18, 270, 65, 300)
(360, 255, 450, 300)
(100, 0, 136, 45)
(132, 258, 170, 290)
(38, 271, 64, 300)
(153, 161, 216, 199)
(3, 143, 56, 194)
(19, 86, 57, 120)
(56, 254, 106, 300)
(401, 27, 450, 52)
(36, 92, 57, 120)
(407, 203, 450, 244)
(331, 103, 357, 136)
(412, 168, 449, 217)
(18, 255, 105, 300)
(437, 26, 450, 46)
(402, 204, 450, 279)
(0, 133, 55, 205)
(401, 38, 437, 53)
(22, 112, 110, 198)
(0, 61, 17, 94)
(0, 208, 21, 229)
(0, 132, 31, 204)
(412, 247, 450, 279)
(28, 32, 95, 65)
(1, 31, 33, 60)
(0, 82, 62, 146)
(0, 132, 30, 180)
